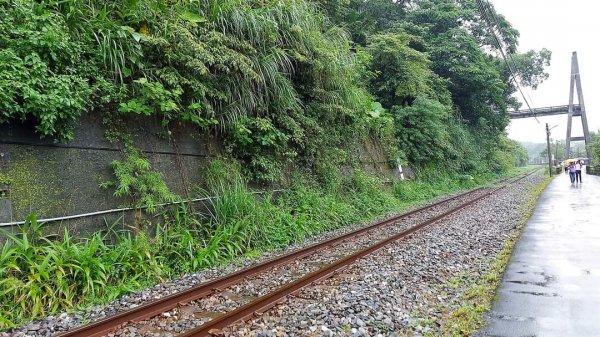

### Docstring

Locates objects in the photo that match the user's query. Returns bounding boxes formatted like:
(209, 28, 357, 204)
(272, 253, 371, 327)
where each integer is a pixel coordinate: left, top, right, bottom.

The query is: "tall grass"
(0, 167, 502, 329)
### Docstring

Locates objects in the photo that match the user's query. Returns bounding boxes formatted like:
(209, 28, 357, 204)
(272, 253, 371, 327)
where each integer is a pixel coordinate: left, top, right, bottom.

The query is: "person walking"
(575, 159, 583, 183)
(568, 161, 576, 184)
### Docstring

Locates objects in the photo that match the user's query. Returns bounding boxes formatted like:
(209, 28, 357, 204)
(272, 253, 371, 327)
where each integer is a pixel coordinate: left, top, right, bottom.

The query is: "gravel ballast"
(1, 187, 481, 337)
(1, 173, 543, 337)
(219, 172, 544, 336)
(104, 189, 493, 337)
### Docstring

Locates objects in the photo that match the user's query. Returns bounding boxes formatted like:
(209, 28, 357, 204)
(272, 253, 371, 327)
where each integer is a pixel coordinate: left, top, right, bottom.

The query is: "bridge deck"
(508, 104, 581, 119)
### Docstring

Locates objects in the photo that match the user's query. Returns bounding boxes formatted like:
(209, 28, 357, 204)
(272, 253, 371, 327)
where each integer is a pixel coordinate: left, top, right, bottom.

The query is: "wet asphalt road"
(483, 171, 600, 337)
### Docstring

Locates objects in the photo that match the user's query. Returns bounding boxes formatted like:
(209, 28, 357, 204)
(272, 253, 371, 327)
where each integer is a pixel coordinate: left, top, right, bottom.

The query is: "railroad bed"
(4, 171, 544, 337)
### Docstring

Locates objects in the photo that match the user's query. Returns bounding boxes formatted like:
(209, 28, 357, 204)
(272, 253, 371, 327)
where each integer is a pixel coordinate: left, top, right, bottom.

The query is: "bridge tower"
(508, 52, 593, 164)
(565, 51, 592, 161)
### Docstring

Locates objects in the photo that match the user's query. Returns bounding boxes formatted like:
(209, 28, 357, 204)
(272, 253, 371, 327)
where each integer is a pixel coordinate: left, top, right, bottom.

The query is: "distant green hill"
(520, 140, 588, 161)
(519, 141, 547, 158)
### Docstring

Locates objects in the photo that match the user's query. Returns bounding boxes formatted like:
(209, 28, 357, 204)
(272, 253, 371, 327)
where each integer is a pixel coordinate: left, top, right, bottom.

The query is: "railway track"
(58, 172, 535, 337)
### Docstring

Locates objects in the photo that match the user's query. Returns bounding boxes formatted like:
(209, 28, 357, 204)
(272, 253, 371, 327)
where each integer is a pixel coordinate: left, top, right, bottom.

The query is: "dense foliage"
(319, 0, 547, 169)
(100, 146, 179, 213)
(0, 3, 94, 140)
(0, 0, 543, 179)
(588, 131, 600, 162)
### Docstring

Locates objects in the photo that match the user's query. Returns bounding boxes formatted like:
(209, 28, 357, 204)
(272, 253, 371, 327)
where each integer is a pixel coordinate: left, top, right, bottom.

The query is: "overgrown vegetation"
(100, 146, 179, 213)
(1, 161, 506, 329)
(0, 0, 540, 180)
(0, 0, 550, 329)
(587, 131, 600, 161)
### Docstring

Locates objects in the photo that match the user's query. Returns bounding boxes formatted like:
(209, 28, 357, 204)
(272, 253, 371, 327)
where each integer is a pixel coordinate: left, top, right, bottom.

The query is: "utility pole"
(546, 123, 552, 176)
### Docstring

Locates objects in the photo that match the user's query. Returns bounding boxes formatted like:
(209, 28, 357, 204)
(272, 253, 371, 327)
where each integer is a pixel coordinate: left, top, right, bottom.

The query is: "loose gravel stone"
(105, 189, 494, 337)
(0, 175, 539, 337)
(217, 173, 543, 336)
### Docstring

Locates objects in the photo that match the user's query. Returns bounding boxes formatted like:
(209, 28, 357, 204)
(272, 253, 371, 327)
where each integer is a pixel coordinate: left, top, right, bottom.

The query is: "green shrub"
(100, 146, 179, 213)
(0, 2, 93, 140)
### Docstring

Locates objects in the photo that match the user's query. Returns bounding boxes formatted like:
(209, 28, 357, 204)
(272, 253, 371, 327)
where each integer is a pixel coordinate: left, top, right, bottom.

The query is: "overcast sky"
(490, 0, 600, 144)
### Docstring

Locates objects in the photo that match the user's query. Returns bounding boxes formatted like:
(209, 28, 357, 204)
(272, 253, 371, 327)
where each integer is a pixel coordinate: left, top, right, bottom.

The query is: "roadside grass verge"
(440, 170, 553, 336)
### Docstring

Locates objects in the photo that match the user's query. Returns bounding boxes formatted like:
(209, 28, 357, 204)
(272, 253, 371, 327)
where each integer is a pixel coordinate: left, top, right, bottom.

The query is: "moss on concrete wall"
(5, 148, 64, 220)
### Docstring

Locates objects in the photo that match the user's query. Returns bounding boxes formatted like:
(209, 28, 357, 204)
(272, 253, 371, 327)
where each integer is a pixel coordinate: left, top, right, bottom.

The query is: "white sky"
(491, 0, 600, 144)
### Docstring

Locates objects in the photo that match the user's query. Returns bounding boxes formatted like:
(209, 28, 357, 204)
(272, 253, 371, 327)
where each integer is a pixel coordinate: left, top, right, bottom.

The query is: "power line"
(481, 0, 540, 112)
(477, 0, 540, 123)
(476, 1, 531, 105)
(474, 0, 541, 124)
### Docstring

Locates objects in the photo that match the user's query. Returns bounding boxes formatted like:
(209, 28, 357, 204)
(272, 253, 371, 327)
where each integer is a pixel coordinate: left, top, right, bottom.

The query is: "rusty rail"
(58, 173, 524, 337)
(179, 171, 536, 336)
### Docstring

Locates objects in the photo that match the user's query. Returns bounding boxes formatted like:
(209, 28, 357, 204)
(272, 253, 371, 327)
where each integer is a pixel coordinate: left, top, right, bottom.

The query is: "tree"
(427, 28, 508, 132)
(366, 33, 441, 108)
(393, 97, 451, 165)
(588, 132, 600, 163)
(0, 0, 553, 181)
(0, 2, 94, 140)
(314, 0, 410, 45)
(510, 49, 552, 90)
(552, 140, 567, 161)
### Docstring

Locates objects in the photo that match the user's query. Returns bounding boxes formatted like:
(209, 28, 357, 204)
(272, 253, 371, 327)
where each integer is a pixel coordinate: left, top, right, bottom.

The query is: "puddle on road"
(490, 312, 535, 322)
(510, 290, 560, 297)
(506, 280, 548, 287)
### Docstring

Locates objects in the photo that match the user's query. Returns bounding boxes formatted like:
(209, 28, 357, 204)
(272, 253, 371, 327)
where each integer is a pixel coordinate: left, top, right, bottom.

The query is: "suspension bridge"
(508, 51, 592, 162)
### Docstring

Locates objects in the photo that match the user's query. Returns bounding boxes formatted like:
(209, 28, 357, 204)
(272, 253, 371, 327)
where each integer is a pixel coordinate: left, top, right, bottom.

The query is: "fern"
(102, 146, 179, 213)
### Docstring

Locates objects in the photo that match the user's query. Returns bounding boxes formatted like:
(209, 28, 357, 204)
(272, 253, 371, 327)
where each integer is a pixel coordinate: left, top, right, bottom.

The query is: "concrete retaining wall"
(0, 115, 395, 232)
(0, 113, 218, 225)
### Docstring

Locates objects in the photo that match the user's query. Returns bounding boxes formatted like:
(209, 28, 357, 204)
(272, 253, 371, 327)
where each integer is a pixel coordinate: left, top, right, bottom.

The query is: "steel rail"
(58, 182, 496, 337)
(179, 171, 537, 337)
